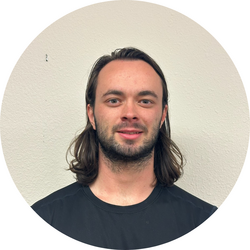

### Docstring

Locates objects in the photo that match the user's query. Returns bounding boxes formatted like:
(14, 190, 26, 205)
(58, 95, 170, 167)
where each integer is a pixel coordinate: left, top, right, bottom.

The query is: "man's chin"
(103, 144, 154, 163)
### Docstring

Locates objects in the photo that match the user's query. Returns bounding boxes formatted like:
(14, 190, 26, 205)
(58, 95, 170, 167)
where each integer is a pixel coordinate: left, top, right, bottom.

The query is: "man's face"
(87, 60, 167, 163)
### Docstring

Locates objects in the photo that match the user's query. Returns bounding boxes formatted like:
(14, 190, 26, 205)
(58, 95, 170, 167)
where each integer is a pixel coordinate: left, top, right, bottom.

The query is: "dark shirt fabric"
(32, 182, 217, 249)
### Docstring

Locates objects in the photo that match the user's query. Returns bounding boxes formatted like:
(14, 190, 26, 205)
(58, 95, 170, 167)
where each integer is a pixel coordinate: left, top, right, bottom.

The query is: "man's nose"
(121, 101, 139, 122)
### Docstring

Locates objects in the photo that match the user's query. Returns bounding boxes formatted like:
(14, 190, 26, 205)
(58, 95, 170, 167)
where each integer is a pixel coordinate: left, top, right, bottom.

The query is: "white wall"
(1, 1, 249, 209)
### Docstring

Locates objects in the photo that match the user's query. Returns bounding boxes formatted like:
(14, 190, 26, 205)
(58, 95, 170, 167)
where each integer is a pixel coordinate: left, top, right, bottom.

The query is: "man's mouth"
(119, 131, 142, 134)
(117, 130, 143, 140)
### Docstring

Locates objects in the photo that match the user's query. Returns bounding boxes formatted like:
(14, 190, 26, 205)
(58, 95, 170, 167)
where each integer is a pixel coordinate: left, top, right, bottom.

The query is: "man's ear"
(160, 105, 168, 128)
(87, 104, 96, 130)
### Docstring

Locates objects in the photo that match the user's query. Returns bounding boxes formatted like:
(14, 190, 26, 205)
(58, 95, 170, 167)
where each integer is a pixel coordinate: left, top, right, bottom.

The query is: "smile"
(117, 130, 143, 140)
(119, 131, 142, 134)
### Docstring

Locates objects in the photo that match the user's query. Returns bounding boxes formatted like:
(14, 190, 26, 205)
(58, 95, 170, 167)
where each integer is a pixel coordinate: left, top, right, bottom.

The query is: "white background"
(1, 0, 249, 249)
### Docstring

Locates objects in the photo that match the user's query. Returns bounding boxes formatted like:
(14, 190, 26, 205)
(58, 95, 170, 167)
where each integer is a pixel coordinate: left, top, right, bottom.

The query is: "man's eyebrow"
(101, 90, 158, 99)
(137, 90, 158, 99)
(102, 90, 124, 98)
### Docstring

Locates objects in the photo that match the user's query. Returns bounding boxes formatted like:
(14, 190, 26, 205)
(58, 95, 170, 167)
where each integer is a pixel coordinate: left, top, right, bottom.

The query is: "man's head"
(85, 47, 170, 135)
(68, 47, 183, 186)
(87, 59, 168, 169)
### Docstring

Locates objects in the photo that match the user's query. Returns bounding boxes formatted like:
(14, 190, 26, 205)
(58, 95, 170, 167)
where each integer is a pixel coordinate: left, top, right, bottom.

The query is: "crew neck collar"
(82, 184, 162, 214)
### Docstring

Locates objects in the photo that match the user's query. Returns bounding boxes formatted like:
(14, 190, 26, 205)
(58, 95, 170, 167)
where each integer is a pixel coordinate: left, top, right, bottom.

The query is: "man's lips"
(117, 130, 143, 134)
(117, 130, 143, 140)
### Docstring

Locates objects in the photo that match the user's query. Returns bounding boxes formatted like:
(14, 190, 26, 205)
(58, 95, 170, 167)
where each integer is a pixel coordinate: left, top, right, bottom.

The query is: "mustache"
(112, 122, 148, 133)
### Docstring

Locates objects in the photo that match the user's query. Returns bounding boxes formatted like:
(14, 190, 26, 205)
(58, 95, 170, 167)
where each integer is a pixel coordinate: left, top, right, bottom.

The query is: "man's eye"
(138, 99, 154, 108)
(107, 99, 120, 105)
(109, 99, 118, 103)
(140, 99, 152, 104)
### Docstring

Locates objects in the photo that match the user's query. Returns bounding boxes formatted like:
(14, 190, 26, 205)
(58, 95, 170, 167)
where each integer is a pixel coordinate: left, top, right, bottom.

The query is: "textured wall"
(1, 1, 249, 208)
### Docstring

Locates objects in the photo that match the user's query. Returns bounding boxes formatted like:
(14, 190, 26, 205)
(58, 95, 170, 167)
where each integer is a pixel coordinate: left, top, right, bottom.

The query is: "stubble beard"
(95, 119, 161, 173)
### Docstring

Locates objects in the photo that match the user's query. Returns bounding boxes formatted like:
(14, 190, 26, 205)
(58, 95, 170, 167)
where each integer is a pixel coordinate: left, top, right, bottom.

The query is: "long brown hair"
(67, 47, 184, 186)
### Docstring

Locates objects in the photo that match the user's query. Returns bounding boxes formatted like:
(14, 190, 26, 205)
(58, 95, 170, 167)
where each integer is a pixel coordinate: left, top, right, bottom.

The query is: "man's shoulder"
(162, 184, 217, 215)
(31, 182, 83, 210)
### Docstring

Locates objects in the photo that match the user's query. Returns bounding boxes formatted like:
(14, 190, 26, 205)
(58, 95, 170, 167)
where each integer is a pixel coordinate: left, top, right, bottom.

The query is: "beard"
(95, 119, 161, 170)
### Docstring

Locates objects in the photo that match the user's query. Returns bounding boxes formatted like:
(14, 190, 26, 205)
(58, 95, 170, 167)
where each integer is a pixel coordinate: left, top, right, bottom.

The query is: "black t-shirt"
(32, 182, 217, 249)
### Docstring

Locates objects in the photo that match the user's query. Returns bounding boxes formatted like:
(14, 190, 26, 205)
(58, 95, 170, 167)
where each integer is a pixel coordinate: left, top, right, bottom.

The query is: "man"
(32, 47, 217, 249)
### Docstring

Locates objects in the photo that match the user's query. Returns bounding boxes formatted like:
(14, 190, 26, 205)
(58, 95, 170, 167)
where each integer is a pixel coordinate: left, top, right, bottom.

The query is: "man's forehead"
(97, 60, 162, 86)
(100, 59, 154, 71)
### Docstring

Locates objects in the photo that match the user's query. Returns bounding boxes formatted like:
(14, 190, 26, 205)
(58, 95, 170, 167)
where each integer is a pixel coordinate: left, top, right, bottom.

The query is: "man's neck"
(89, 151, 156, 206)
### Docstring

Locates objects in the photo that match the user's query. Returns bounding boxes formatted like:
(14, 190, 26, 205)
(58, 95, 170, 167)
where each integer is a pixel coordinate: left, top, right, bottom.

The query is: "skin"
(87, 60, 168, 206)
